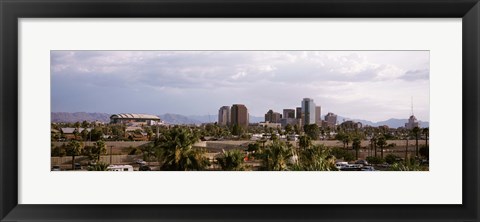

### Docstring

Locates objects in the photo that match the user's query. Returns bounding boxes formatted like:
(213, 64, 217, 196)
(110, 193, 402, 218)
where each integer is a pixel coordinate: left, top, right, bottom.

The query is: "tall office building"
(265, 109, 282, 123)
(315, 106, 321, 125)
(325, 112, 337, 128)
(283, 109, 295, 119)
(296, 107, 303, 119)
(301, 98, 316, 126)
(218, 106, 231, 126)
(231, 104, 249, 128)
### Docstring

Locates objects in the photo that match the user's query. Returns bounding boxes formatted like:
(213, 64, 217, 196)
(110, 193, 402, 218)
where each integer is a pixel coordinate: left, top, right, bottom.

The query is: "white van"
(107, 165, 134, 171)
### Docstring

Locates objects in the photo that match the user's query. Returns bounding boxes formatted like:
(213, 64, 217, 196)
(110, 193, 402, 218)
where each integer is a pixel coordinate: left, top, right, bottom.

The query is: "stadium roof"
(110, 113, 160, 120)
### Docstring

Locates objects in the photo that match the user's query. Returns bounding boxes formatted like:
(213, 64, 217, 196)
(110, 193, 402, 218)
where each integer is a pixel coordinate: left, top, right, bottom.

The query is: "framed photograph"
(1, 0, 479, 221)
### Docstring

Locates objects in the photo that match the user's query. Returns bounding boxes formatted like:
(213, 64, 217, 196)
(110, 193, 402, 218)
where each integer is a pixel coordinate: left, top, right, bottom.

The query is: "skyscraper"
(301, 98, 316, 126)
(231, 104, 249, 128)
(265, 109, 282, 123)
(315, 106, 321, 125)
(283, 109, 295, 119)
(218, 106, 231, 126)
(325, 112, 337, 128)
(296, 107, 303, 120)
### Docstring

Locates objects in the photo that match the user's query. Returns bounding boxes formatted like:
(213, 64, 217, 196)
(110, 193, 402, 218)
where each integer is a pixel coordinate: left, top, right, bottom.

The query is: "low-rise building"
(259, 121, 282, 129)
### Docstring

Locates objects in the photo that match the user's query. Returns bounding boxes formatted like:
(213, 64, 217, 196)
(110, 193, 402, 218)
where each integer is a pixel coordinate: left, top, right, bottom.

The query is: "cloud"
(399, 69, 430, 81)
(50, 51, 430, 121)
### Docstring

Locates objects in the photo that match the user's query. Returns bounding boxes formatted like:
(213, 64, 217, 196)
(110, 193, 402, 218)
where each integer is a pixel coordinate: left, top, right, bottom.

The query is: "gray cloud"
(399, 69, 430, 81)
(51, 51, 430, 122)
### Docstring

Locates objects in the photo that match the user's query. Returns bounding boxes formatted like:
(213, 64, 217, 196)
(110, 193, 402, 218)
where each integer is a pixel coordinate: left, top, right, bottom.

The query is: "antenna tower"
(411, 96, 414, 116)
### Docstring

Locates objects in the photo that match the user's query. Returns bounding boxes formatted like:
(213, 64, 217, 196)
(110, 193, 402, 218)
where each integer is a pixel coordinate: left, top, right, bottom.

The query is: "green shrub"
(366, 156, 384, 164)
(330, 148, 354, 162)
(419, 145, 429, 158)
(385, 154, 401, 164)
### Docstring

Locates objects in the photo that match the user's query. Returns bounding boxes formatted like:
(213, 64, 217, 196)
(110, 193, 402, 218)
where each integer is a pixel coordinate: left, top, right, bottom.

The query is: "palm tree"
(298, 135, 312, 150)
(335, 131, 350, 149)
(371, 136, 378, 157)
(376, 135, 387, 159)
(215, 149, 246, 171)
(404, 129, 410, 165)
(423, 127, 429, 146)
(257, 141, 294, 171)
(298, 145, 337, 171)
(155, 127, 209, 171)
(285, 124, 293, 135)
(343, 134, 352, 149)
(87, 162, 109, 171)
(66, 140, 82, 170)
(94, 140, 107, 162)
(352, 137, 361, 160)
(141, 144, 156, 162)
(412, 127, 420, 157)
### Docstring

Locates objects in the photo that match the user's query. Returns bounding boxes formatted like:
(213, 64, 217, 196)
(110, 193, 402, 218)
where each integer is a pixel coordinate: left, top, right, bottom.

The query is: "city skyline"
(51, 51, 429, 122)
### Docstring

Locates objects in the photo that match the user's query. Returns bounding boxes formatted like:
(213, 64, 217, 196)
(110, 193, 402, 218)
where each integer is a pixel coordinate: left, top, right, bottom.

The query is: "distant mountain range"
(51, 112, 429, 128)
(337, 116, 429, 128)
(51, 112, 111, 123)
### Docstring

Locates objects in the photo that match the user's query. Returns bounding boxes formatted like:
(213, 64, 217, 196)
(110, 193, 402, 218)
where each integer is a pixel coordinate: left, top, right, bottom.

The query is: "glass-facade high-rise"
(301, 98, 316, 126)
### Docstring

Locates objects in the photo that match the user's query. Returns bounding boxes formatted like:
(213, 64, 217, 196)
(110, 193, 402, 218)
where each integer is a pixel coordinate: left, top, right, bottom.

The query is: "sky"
(51, 51, 429, 122)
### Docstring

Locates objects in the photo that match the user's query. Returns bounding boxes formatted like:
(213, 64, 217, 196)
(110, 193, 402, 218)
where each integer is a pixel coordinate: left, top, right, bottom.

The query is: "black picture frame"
(1, 0, 479, 221)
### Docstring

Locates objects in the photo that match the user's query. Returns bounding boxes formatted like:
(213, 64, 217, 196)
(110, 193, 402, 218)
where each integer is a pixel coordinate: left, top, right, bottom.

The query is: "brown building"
(283, 109, 295, 119)
(296, 107, 302, 120)
(231, 104, 249, 128)
(340, 120, 362, 130)
(296, 107, 304, 128)
(315, 106, 321, 125)
(265, 109, 282, 123)
(324, 112, 337, 128)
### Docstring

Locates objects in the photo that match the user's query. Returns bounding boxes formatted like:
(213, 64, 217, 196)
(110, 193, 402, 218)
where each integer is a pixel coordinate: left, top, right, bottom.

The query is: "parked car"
(107, 165, 134, 171)
(355, 160, 369, 166)
(135, 159, 147, 165)
(51, 165, 61, 171)
(139, 165, 151, 171)
(361, 166, 375, 171)
(74, 163, 81, 170)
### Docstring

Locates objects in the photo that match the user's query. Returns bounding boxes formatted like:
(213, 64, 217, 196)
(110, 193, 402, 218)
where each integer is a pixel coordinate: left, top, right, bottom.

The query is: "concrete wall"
(51, 154, 142, 166)
(52, 141, 152, 148)
(52, 141, 154, 154)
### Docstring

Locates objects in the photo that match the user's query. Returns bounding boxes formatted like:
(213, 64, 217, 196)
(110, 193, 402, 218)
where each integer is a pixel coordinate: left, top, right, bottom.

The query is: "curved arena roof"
(110, 113, 160, 120)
